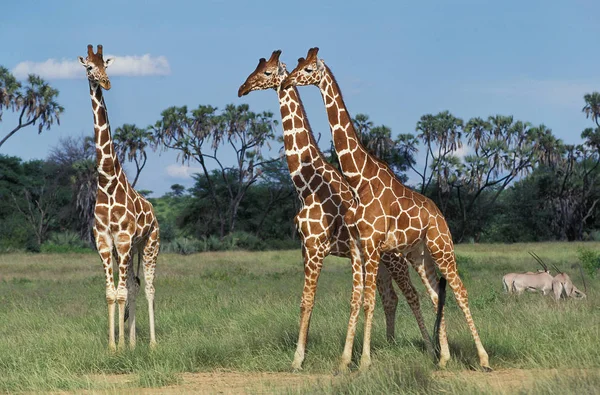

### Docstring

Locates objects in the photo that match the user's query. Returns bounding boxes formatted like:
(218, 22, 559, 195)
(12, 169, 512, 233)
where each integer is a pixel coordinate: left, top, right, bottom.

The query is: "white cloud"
(166, 164, 201, 179)
(11, 54, 170, 80)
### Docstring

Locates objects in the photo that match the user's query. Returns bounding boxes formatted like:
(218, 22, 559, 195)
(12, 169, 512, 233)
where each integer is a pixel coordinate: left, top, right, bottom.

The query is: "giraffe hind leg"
(407, 248, 451, 368)
(383, 252, 434, 357)
(375, 257, 398, 343)
(126, 252, 141, 348)
(425, 239, 491, 371)
(143, 226, 160, 348)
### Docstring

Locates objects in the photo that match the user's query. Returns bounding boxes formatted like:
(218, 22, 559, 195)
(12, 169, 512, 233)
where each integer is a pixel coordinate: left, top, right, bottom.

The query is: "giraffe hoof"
(482, 366, 493, 373)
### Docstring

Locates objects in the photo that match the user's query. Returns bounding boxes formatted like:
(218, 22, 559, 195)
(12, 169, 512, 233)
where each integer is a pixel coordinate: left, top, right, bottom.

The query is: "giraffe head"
(238, 50, 287, 97)
(78, 44, 114, 90)
(281, 47, 325, 89)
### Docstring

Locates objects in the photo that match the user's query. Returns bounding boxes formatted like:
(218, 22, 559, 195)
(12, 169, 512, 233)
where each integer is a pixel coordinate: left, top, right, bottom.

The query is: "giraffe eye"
(264, 71, 272, 76)
(86, 65, 93, 71)
(305, 67, 313, 73)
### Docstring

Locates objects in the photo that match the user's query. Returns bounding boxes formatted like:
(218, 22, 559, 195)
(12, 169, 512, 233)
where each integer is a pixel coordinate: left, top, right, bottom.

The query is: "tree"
(113, 124, 153, 187)
(0, 70, 64, 149)
(48, 136, 97, 246)
(411, 111, 463, 195)
(582, 92, 600, 128)
(151, 103, 278, 237)
(169, 183, 186, 197)
(352, 114, 414, 182)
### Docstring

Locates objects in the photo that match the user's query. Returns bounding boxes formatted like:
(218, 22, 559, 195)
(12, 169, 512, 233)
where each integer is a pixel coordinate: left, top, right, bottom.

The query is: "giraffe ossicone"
(80, 44, 160, 352)
(239, 50, 435, 371)
(283, 47, 491, 372)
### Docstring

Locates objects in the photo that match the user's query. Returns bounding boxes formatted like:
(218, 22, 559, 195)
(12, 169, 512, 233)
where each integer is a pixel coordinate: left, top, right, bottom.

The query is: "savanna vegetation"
(1, 63, 600, 253)
(2, 66, 600, 393)
(0, 243, 598, 393)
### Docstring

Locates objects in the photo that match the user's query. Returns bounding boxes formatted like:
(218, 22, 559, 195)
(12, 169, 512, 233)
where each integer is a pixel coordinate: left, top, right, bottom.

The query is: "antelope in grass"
(550, 262, 587, 300)
(508, 252, 554, 295)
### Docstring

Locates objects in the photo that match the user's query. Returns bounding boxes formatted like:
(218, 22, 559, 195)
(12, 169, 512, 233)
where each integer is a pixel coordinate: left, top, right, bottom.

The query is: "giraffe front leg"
(375, 257, 398, 343)
(339, 239, 364, 374)
(359, 243, 381, 371)
(292, 244, 325, 371)
(115, 233, 133, 351)
(95, 229, 117, 351)
(143, 226, 160, 349)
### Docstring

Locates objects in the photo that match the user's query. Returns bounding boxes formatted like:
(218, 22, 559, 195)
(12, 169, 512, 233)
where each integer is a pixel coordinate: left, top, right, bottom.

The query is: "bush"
(161, 237, 203, 255)
(577, 247, 600, 278)
(40, 231, 91, 253)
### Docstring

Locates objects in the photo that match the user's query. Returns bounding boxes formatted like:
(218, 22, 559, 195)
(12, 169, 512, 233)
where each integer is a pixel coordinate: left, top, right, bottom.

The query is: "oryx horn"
(528, 251, 547, 271)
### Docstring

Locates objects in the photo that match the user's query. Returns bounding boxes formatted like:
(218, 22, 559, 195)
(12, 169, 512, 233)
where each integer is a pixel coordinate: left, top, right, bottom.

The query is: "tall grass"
(0, 242, 598, 393)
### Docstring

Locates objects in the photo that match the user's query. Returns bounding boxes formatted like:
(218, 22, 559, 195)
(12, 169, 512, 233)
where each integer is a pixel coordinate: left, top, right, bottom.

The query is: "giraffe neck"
(318, 65, 373, 192)
(88, 81, 121, 188)
(277, 85, 326, 199)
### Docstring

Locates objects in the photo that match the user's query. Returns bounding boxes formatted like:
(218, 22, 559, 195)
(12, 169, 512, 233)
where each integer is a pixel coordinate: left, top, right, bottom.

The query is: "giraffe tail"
(123, 275, 140, 322)
(124, 256, 142, 322)
(432, 276, 447, 360)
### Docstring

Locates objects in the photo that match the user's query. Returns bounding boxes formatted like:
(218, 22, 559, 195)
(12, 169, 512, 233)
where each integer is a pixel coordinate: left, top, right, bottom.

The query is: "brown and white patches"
(239, 52, 431, 370)
(81, 44, 159, 351)
(285, 48, 490, 371)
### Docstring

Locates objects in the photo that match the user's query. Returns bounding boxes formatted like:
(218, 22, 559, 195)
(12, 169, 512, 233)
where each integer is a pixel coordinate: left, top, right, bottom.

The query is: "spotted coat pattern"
(79, 45, 159, 351)
(283, 47, 490, 372)
(238, 51, 433, 370)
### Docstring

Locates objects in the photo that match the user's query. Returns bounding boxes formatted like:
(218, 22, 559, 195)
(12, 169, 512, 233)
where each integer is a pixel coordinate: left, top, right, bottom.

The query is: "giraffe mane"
(324, 63, 399, 177)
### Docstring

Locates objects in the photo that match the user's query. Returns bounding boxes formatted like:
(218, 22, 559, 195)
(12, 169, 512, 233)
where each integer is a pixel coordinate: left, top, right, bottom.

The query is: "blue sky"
(1, 0, 599, 196)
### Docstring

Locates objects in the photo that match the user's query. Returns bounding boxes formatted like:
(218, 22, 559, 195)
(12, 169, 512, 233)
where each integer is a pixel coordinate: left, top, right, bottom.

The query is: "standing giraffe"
(78, 44, 160, 351)
(238, 50, 435, 370)
(282, 48, 490, 372)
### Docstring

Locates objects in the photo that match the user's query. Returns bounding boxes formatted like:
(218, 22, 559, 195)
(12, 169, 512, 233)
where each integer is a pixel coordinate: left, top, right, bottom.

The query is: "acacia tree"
(113, 124, 153, 187)
(0, 68, 64, 149)
(152, 103, 278, 238)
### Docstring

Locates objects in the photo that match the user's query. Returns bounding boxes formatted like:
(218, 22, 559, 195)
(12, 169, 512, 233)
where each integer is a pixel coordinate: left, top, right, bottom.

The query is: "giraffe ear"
(105, 58, 115, 68)
(278, 62, 286, 75)
(78, 56, 87, 67)
(316, 58, 325, 72)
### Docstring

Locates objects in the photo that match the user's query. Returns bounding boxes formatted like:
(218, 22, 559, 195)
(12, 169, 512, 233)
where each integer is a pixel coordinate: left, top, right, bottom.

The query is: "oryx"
(550, 262, 587, 300)
(509, 252, 554, 295)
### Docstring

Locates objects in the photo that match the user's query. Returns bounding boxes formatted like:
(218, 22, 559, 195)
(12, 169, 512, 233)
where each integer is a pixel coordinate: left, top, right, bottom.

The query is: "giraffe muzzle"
(100, 79, 111, 90)
(238, 83, 250, 97)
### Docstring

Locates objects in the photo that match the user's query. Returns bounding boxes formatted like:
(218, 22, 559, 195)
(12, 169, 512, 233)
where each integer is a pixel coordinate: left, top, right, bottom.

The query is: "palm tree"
(0, 66, 20, 119)
(582, 92, 600, 127)
(0, 73, 64, 149)
(113, 124, 153, 187)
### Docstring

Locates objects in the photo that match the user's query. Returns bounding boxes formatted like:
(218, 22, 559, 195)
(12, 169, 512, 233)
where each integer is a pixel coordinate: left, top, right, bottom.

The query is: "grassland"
(0, 242, 599, 394)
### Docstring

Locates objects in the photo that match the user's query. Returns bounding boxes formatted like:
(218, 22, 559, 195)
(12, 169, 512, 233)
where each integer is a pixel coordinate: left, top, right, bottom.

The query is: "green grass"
(0, 243, 598, 393)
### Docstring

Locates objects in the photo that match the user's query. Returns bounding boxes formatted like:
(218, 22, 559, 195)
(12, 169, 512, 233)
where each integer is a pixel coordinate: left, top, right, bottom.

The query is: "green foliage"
(161, 237, 203, 255)
(40, 231, 92, 253)
(577, 247, 600, 278)
(0, 68, 64, 148)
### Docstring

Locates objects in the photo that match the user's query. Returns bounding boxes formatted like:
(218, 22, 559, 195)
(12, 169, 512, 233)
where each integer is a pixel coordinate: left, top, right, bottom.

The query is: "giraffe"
(78, 44, 160, 351)
(282, 47, 491, 372)
(238, 50, 435, 370)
